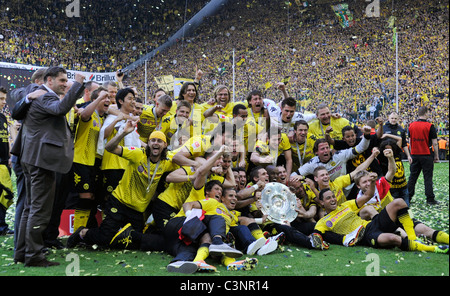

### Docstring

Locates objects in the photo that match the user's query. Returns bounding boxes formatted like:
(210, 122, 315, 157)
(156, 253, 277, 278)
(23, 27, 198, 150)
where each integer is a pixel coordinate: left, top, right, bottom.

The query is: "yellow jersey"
(100, 128, 130, 170)
(112, 147, 178, 212)
(253, 133, 291, 164)
(291, 133, 317, 172)
(176, 195, 240, 233)
(308, 117, 356, 141)
(202, 101, 242, 118)
(315, 200, 370, 235)
(73, 111, 103, 166)
(329, 174, 351, 206)
(157, 166, 195, 211)
(178, 134, 213, 158)
(137, 107, 171, 143)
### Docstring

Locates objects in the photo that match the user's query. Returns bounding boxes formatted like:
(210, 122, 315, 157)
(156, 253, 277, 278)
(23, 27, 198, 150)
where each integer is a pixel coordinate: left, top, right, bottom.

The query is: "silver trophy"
(260, 182, 298, 224)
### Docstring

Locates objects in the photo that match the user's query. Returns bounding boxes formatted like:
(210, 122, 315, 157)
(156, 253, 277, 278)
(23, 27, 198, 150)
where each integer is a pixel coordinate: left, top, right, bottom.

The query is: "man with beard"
(67, 125, 178, 249)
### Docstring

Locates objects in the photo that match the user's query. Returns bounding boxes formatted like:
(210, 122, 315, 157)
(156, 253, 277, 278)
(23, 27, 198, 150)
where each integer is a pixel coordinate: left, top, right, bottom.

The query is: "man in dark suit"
(13, 67, 85, 267)
(9, 68, 47, 249)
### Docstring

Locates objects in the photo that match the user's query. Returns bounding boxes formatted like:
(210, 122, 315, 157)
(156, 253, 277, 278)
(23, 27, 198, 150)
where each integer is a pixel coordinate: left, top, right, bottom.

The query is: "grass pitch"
(1, 162, 448, 278)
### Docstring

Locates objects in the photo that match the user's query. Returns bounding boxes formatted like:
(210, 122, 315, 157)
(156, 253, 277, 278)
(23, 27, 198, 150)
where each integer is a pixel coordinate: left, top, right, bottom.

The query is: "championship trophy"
(260, 182, 298, 224)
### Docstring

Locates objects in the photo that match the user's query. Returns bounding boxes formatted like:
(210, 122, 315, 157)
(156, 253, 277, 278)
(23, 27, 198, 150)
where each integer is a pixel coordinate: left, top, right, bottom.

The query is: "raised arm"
(355, 172, 378, 208)
(173, 146, 200, 168)
(80, 90, 108, 122)
(383, 148, 396, 183)
(105, 120, 137, 155)
(192, 146, 228, 189)
(349, 147, 380, 180)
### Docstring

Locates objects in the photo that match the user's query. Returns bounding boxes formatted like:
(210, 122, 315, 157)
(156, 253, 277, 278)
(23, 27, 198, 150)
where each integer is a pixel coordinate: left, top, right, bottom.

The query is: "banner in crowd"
(331, 3, 354, 28)
(154, 75, 194, 99)
(0, 62, 117, 83)
(154, 75, 174, 93)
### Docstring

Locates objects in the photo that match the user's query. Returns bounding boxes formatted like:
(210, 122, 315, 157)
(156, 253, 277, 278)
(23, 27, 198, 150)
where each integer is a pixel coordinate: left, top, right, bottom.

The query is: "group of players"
(58, 75, 449, 274)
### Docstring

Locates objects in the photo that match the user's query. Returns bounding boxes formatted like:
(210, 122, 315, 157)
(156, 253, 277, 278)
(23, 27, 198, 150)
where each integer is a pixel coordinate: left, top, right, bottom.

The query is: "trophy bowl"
(260, 182, 298, 224)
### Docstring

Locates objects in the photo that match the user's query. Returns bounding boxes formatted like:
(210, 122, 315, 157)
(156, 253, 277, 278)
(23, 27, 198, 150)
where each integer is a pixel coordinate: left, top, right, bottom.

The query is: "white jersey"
(263, 98, 316, 134)
(293, 135, 370, 181)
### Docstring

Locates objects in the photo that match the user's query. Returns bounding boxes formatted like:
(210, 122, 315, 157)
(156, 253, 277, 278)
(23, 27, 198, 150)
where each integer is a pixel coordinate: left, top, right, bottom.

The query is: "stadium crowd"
(0, 0, 448, 272)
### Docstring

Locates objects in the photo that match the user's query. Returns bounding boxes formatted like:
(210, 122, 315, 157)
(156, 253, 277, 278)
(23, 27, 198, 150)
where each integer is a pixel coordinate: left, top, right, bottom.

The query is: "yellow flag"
(265, 82, 273, 90)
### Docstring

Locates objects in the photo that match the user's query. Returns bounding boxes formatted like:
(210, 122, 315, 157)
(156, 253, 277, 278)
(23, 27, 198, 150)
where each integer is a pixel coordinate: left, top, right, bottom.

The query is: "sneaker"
(110, 223, 134, 249)
(246, 237, 266, 255)
(227, 258, 258, 271)
(434, 245, 449, 255)
(343, 226, 365, 247)
(416, 234, 434, 246)
(66, 227, 86, 248)
(209, 243, 243, 258)
(257, 238, 278, 256)
(310, 232, 329, 250)
(271, 231, 286, 245)
(167, 261, 198, 274)
(195, 260, 217, 272)
(225, 232, 236, 248)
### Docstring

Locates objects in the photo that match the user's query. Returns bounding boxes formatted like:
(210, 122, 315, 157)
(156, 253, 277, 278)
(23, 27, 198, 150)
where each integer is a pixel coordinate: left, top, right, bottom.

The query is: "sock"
(401, 238, 436, 252)
(397, 208, 417, 241)
(248, 222, 266, 240)
(433, 231, 449, 244)
(212, 236, 223, 245)
(194, 243, 210, 262)
(221, 256, 235, 267)
(74, 209, 91, 230)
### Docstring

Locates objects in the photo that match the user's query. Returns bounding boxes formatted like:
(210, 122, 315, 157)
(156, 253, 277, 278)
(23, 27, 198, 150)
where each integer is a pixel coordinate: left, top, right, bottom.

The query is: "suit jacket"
(19, 82, 85, 174)
(10, 84, 41, 158)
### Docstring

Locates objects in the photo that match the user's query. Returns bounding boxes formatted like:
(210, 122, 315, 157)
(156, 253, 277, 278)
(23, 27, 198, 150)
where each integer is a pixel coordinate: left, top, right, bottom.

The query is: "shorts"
(362, 207, 400, 248)
(102, 169, 125, 194)
(72, 161, 101, 194)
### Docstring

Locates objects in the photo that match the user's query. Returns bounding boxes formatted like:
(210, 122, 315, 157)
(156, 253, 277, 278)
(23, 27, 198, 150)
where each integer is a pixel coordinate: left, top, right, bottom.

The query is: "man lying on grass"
(312, 170, 449, 254)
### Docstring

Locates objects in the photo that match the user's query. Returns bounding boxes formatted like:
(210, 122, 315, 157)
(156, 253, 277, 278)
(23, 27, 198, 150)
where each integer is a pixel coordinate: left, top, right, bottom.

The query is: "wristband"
(254, 218, 263, 224)
(252, 184, 259, 191)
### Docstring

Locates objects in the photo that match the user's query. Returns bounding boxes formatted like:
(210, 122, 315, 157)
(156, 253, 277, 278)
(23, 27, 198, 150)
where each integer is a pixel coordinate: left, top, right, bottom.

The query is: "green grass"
(1, 162, 448, 277)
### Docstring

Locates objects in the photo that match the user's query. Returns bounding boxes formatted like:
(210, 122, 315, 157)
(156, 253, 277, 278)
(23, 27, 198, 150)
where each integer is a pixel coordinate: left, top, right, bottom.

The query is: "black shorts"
(83, 195, 145, 246)
(152, 198, 179, 230)
(102, 169, 125, 194)
(72, 161, 101, 194)
(362, 207, 400, 248)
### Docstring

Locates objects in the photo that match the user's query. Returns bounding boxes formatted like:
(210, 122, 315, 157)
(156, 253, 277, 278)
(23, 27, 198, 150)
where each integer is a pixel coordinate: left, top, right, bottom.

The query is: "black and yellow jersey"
(291, 133, 317, 172)
(158, 166, 195, 211)
(112, 146, 178, 212)
(137, 107, 171, 143)
(177, 134, 213, 158)
(253, 133, 291, 162)
(176, 195, 240, 233)
(73, 111, 103, 166)
(100, 128, 130, 171)
(314, 200, 370, 235)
